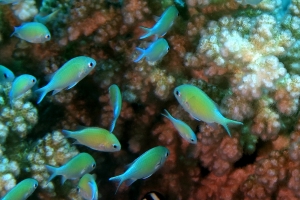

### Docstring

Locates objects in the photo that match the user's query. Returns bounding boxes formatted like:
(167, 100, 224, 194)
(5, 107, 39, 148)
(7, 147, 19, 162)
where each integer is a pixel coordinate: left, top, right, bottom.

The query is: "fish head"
(174, 84, 195, 108)
(100, 134, 121, 152)
(80, 57, 97, 77)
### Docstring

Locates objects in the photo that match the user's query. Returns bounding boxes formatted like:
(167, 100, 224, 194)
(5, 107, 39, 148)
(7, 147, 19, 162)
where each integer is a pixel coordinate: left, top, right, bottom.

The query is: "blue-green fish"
(62, 127, 121, 152)
(34, 9, 60, 24)
(140, 5, 178, 39)
(0, 65, 15, 82)
(174, 84, 243, 137)
(77, 174, 98, 200)
(0, 0, 19, 4)
(45, 153, 96, 184)
(109, 84, 122, 132)
(109, 146, 169, 193)
(162, 109, 197, 144)
(9, 74, 36, 105)
(11, 22, 51, 43)
(134, 38, 169, 62)
(1, 178, 38, 200)
(235, 0, 263, 5)
(35, 56, 96, 104)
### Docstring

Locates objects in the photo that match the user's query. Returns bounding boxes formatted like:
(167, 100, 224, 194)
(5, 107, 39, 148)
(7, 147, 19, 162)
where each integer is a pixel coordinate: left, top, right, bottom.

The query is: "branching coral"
(27, 131, 79, 198)
(2, 0, 300, 199)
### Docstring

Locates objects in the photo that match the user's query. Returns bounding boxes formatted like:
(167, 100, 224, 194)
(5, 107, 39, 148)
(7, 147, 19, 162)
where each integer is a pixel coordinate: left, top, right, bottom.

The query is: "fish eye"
(88, 62, 94, 67)
(92, 163, 96, 168)
(32, 79, 36, 83)
(190, 138, 195, 142)
(113, 144, 118, 149)
(45, 34, 50, 39)
(76, 187, 80, 192)
(3, 73, 7, 79)
(175, 90, 180, 96)
(166, 152, 169, 157)
(34, 183, 38, 188)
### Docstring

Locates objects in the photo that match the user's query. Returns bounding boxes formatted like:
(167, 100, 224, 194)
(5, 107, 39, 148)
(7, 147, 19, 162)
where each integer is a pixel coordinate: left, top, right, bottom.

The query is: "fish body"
(0, 65, 15, 82)
(45, 152, 96, 184)
(162, 109, 197, 144)
(140, 6, 178, 39)
(0, 0, 19, 4)
(35, 56, 96, 104)
(2, 178, 38, 200)
(77, 174, 98, 200)
(174, 84, 243, 137)
(109, 84, 122, 132)
(109, 146, 169, 193)
(11, 22, 51, 43)
(9, 74, 36, 105)
(134, 38, 169, 62)
(236, 0, 263, 5)
(62, 127, 121, 152)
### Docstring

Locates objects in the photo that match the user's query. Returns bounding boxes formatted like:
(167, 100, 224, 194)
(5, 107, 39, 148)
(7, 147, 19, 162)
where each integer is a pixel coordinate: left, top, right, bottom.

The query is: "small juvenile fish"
(140, 5, 178, 39)
(45, 152, 96, 184)
(174, 84, 243, 137)
(0, 65, 15, 82)
(109, 84, 122, 132)
(2, 178, 38, 200)
(11, 22, 51, 43)
(9, 74, 36, 105)
(109, 146, 169, 193)
(35, 56, 96, 104)
(134, 38, 169, 62)
(77, 174, 98, 200)
(62, 127, 121, 152)
(235, 0, 263, 5)
(162, 109, 197, 144)
(34, 9, 60, 24)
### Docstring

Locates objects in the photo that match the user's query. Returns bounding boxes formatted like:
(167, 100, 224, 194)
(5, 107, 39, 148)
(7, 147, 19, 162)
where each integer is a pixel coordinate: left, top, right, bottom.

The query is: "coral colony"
(1, 0, 300, 199)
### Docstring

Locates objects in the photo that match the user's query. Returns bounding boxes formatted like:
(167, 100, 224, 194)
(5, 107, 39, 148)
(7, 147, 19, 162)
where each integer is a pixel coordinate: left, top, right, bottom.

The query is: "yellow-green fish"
(134, 38, 169, 62)
(0, 65, 15, 82)
(62, 127, 121, 152)
(109, 84, 122, 132)
(174, 84, 243, 137)
(1, 178, 38, 200)
(109, 146, 169, 193)
(9, 74, 36, 105)
(34, 9, 60, 25)
(45, 152, 96, 184)
(162, 109, 197, 144)
(140, 5, 178, 39)
(35, 56, 96, 104)
(77, 174, 98, 200)
(11, 22, 51, 43)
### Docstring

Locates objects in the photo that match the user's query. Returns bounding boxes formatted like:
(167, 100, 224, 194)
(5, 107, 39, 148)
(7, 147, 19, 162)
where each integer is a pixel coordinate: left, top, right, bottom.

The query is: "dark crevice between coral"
(234, 149, 258, 168)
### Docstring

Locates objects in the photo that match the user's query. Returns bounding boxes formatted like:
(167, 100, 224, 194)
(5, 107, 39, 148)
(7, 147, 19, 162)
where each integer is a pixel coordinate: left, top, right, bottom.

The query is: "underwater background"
(0, 0, 300, 199)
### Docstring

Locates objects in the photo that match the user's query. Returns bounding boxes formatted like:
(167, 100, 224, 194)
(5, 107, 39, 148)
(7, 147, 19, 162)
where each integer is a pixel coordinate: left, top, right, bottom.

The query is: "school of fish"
(0, 2, 255, 199)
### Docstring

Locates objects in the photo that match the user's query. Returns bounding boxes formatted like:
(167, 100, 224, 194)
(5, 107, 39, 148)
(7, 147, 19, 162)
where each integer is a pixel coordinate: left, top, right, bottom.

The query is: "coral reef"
(1, 0, 300, 199)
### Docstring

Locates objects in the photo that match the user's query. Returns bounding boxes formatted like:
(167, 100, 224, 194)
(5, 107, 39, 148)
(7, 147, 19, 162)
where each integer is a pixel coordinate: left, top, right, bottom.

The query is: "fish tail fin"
(221, 118, 243, 137)
(61, 130, 72, 138)
(34, 86, 49, 104)
(134, 47, 145, 62)
(161, 109, 172, 120)
(10, 27, 18, 37)
(109, 118, 117, 133)
(109, 175, 125, 194)
(45, 165, 59, 184)
(139, 26, 152, 39)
